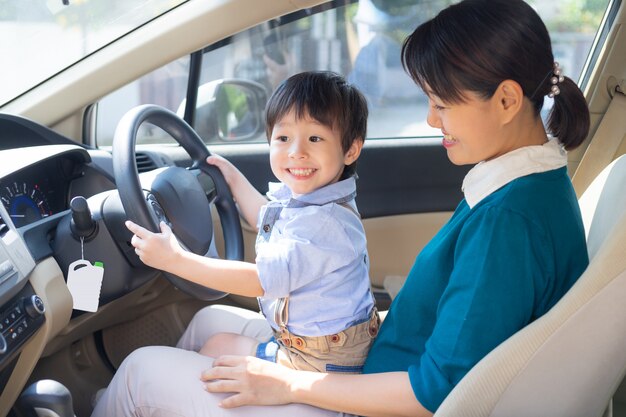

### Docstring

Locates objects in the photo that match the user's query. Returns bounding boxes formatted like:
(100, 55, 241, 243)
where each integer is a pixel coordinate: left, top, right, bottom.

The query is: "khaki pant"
(91, 305, 352, 417)
(91, 306, 389, 416)
(273, 309, 380, 373)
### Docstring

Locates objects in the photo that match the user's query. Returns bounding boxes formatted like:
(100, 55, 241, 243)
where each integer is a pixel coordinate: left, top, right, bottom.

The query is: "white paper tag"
(67, 260, 104, 312)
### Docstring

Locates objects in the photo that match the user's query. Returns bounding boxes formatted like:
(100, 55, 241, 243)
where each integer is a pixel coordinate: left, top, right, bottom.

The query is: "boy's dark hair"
(401, 0, 589, 151)
(265, 71, 368, 176)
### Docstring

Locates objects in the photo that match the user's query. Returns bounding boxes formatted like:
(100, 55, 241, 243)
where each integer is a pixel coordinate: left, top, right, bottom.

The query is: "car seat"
(435, 154, 626, 417)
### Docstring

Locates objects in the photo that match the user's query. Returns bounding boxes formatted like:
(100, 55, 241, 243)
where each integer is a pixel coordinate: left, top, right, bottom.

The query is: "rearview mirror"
(178, 79, 268, 143)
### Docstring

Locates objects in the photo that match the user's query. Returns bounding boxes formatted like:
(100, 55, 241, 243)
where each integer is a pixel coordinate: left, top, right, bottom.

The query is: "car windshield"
(0, 0, 188, 106)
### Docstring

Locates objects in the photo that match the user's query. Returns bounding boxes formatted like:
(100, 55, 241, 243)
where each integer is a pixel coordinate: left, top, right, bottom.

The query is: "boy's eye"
(275, 136, 289, 142)
(309, 136, 322, 142)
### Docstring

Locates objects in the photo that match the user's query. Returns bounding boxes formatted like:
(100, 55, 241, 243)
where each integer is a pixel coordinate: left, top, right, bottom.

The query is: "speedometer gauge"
(0, 182, 52, 228)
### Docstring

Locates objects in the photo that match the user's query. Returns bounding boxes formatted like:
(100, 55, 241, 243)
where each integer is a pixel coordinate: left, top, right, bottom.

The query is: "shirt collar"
(267, 176, 357, 207)
(462, 138, 567, 209)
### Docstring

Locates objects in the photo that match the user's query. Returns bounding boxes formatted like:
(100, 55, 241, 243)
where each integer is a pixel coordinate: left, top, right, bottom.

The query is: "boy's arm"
(126, 220, 264, 297)
(207, 155, 267, 230)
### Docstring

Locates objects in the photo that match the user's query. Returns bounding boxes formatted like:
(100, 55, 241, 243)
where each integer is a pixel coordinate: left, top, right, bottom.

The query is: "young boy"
(126, 71, 378, 373)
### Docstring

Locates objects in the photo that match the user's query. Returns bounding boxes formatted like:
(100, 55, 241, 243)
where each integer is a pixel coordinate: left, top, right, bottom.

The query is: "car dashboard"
(0, 115, 133, 414)
(0, 145, 102, 394)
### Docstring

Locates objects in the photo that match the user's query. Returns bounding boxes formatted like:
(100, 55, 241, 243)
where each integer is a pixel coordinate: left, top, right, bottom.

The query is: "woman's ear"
(344, 139, 364, 165)
(496, 80, 524, 124)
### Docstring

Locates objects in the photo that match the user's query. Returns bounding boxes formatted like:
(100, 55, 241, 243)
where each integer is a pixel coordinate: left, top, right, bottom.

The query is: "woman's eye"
(309, 136, 322, 142)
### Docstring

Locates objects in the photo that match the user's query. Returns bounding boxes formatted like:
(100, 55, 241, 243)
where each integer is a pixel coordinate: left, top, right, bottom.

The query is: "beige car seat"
(435, 154, 626, 417)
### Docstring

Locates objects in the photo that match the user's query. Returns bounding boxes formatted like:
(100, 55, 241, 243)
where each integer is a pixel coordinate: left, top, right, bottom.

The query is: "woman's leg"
(91, 346, 341, 417)
(177, 305, 273, 351)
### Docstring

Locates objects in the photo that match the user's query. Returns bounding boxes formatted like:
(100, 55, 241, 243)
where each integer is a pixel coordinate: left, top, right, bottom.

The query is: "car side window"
(192, 0, 437, 143)
(96, 57, 190, 147)
(95, 0, 611, 148)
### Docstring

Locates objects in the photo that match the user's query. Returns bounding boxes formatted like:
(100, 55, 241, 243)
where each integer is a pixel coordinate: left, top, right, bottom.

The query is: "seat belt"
(572, 83, 626, 197)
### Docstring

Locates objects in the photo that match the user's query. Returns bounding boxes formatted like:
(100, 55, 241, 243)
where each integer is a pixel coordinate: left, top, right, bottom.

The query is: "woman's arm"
(126, 221, 264, 297)
(207, 154, 267, 230)
(291, 370, 431, 417)
(202, 356, 432, 417)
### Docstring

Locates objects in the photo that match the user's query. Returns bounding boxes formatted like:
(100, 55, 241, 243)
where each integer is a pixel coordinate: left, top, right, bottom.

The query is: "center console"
(0, 203, 44, 371)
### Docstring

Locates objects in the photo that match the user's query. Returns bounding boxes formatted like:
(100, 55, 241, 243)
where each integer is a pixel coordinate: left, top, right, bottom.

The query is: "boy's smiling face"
(269, 108, 362, 196)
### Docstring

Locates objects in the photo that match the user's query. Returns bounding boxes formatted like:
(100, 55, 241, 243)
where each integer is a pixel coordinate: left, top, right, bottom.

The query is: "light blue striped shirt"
(255, 176, 375, 337)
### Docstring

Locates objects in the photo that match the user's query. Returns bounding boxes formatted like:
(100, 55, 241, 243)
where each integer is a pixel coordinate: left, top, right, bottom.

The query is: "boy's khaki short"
(257, 309, 380, 374)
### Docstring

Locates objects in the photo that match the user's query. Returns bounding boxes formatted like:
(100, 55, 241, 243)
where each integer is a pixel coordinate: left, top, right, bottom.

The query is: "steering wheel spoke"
(189, 169, 218, 204)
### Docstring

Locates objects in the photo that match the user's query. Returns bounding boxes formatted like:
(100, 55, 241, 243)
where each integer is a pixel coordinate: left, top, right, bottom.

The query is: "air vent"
(135, 152, 158, 173)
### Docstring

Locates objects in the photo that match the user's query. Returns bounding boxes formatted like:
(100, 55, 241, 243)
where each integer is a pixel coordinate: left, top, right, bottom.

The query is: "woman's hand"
(201, 355, 296, 408)
(126, 220, 183, 272)
(202, 355, 430, 417)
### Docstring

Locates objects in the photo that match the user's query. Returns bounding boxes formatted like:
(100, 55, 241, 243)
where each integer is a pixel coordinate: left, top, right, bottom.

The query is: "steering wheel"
(112, 104, 244, 300)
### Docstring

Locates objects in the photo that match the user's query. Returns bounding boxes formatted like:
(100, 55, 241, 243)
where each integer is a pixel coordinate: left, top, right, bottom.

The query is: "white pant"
(90, 305, 344, 417)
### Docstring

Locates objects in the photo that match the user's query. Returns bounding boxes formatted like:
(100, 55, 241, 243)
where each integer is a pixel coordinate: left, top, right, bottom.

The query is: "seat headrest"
(578, 154, 626, 258)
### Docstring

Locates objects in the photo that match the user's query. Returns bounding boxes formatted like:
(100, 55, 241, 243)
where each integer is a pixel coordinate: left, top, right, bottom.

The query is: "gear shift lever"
(70, 196, 97, 241)
(17, 380, 75, 417)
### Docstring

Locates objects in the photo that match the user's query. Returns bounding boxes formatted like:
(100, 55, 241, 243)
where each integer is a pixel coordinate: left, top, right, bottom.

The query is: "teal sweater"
(362, 167, 588, 412)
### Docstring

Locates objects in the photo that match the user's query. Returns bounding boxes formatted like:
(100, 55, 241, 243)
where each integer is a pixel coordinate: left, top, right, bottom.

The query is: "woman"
(91, 0, 589, 416)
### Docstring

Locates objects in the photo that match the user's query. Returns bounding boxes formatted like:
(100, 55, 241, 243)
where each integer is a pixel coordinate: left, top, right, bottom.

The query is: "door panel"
(356, 139, 469, 218)
(364, 212, 452, 288)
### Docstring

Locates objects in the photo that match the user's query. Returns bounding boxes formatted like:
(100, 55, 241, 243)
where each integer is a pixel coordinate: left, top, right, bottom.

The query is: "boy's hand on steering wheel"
(126, 220, 183, 272)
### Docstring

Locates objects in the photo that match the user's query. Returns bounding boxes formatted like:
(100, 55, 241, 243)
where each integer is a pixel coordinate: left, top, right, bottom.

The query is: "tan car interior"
(0, 0, 625, 416)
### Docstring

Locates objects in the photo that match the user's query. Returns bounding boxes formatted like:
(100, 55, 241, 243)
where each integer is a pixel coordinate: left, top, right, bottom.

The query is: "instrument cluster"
(0, 158, 72, 228)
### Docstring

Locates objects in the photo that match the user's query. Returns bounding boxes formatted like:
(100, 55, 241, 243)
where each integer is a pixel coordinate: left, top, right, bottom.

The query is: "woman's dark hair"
(265, 71, 368, 176)
(401, 0, 590, 150)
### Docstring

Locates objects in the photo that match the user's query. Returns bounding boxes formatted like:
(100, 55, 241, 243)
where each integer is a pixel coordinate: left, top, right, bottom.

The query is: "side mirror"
(178, 79, 268, 143)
